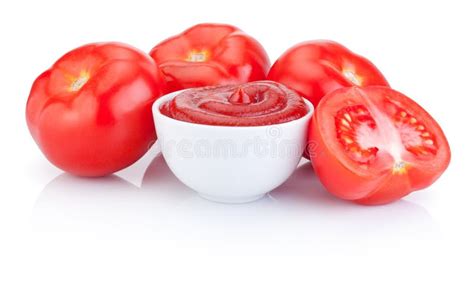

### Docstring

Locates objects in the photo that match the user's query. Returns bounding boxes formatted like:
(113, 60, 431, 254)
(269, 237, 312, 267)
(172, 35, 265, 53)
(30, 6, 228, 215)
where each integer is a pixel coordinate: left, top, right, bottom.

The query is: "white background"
(0, 0, 473, 280)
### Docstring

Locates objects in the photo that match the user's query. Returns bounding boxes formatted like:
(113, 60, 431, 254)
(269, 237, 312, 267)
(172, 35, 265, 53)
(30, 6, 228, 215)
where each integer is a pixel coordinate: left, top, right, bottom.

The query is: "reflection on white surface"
(33, 154, 439, 246)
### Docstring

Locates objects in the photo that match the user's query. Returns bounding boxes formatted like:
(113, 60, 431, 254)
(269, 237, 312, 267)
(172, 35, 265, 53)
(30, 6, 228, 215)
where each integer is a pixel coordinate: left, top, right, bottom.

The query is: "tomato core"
(334, 88, 438, 174)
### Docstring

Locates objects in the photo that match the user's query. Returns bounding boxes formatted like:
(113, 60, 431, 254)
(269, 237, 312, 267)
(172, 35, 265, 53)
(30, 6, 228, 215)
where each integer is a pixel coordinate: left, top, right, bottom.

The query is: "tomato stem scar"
(393, 161, 408, 174)
(343, 70, 362, 86)
(186, 50, 209, 62)
(69, 71, 90, 92)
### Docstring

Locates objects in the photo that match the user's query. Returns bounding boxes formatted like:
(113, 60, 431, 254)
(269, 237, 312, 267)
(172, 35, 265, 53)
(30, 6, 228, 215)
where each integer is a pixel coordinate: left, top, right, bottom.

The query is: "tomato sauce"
(160, 81, 308, 126)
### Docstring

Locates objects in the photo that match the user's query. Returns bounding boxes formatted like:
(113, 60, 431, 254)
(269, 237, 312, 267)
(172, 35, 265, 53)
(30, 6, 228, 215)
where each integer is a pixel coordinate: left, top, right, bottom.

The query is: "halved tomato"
(308, 86, 450, 205)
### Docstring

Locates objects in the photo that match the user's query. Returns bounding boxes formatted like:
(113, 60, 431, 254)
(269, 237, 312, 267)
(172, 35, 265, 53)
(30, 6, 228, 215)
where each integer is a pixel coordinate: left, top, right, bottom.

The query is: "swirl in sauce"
(160, 81, 308, 126)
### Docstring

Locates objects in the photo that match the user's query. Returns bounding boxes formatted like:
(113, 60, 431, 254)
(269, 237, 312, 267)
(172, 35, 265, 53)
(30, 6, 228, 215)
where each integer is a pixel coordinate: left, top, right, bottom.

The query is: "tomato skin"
(26, 42, 164, 177)
(268, 40, 390, 107)
(308, 86, 451, 205)
(309, 116, 413, 204)
(149, 23, 270, 93)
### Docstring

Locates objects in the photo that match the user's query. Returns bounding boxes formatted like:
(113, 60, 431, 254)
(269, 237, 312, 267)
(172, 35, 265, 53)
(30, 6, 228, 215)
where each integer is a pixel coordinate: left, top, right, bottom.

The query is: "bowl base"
(198, 193, 266, 204)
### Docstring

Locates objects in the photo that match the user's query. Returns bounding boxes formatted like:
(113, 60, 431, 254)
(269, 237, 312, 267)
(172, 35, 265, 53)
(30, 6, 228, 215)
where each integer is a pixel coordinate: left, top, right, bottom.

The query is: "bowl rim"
(152, 87, 314, 130)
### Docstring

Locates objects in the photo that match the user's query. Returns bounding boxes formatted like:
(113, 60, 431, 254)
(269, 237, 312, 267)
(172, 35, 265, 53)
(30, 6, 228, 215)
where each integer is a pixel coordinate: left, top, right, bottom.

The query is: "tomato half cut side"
(308, 86, 450, 205)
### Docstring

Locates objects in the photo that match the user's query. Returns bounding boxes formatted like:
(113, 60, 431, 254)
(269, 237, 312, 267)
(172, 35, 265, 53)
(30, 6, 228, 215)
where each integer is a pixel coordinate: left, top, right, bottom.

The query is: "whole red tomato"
(268, 40, 390, 106)
(149, 23, 270, 93)
(26, 42, 164, 177)
(308, 86, 450, 205)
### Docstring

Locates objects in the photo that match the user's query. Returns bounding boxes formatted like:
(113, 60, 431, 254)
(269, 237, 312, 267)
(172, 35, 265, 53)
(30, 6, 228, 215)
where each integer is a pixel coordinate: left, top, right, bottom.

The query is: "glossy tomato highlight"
(268, 40, 389, 107)
(308, 86, 450, 205)
(150, 23, 270, 93)
(26, 42, 164, 177)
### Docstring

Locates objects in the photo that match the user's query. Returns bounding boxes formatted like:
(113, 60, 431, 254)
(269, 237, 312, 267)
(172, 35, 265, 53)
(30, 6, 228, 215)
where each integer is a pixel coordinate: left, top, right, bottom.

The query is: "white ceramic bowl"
(152, 89, 314, 203)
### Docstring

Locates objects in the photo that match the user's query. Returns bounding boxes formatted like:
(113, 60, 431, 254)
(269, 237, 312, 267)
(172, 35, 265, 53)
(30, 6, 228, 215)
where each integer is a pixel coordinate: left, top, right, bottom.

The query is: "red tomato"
(308, 86, 450, 205)
(149, 23, 270, 93)
(26, 42, 164, 177)
(268, 40, 390, 107)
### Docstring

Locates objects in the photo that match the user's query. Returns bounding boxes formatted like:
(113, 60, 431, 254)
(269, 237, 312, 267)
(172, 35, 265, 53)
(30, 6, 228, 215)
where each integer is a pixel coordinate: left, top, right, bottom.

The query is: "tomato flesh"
(309, 86, 450, 205)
